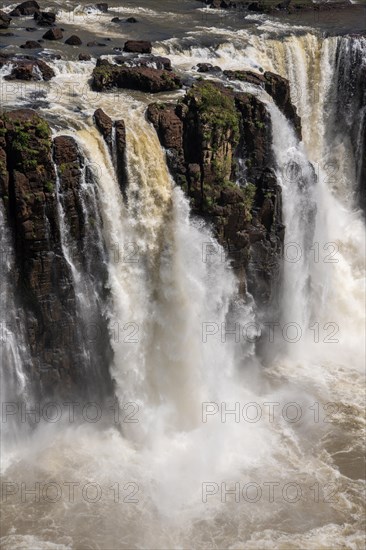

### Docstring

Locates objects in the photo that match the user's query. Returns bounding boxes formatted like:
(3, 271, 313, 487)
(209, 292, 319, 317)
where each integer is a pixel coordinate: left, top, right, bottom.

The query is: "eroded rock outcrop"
(147, 80, 286, 303)
(1, 57, 55, 81)
(92, 58, 181, 93)
(10, 1, 40, 16)
(123, 40, 152, 54)
(34, 11, 56, 26)
(93, 108, 127, 191)
(224, 69, 302, 140)
(0, 110, 113, 400)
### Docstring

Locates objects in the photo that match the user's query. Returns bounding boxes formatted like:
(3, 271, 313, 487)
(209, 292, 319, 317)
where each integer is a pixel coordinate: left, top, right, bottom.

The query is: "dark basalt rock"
(3, 58, 55, 81)
(0, 10, 12, 29)
(92, 59, 181, 93)
(125, 17, 138, 23)
(20, 40, 42, 49)
(196, 63, 221, 73)
(65, 35, 82, 46)
(94, 108, 113, 151)
(123, 40, 152, 54)
(224, 69, 302, 140)
(93, 108, 127, 191)
(26, 26, 36, 31)
(96, 2, 108, 11)
(0, 110, 75, 397)
(115, 119, 127, 190)
(0, 110, 114, 399)
(10, 1, 40, 16)
(79, 52, 91, 61)
(42, 27, 63, 40)
(111, 17, 121, 22)
(34, 11, 56, 26)
(147, 79, 286, 303)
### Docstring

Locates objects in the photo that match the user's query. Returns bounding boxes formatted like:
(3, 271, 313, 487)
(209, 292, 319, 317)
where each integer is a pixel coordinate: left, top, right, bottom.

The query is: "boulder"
(92, 60, 181, 93)
(20, 40, 42, 49)
(125, 17, 138, 23)
(3, 59, 55, 81)
(65, 35, 82, 46)
(196, 63, 221, 73)
(34, 11, 56, 26)
(96, 3, 108, 11)
(123, 40, 152, 54)
(79, 52, 91, 61)
(10, 1, 40, 16)
(0, 10, 12, 29)
(42, 27, 63, 40)
(111, 17, 121, 22)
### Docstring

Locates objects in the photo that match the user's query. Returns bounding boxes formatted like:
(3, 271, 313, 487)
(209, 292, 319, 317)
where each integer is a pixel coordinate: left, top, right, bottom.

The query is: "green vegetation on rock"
(187, 81, 240, 142)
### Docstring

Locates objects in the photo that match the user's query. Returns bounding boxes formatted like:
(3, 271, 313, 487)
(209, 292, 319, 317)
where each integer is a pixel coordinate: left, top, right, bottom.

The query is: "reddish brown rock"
(123, 40, 152, 54)
(147, 80, 286, 303)
(20, 40, 42, 49)
(94, 108, 113, 150)
(92, 60, 181, 93)
(43, 27, 63, 40)
(3, 58, 54, 81)
(65, 35, 82, 46)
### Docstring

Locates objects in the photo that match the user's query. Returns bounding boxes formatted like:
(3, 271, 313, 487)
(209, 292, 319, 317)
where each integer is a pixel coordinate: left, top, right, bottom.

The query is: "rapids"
(0, 2, 365, 548)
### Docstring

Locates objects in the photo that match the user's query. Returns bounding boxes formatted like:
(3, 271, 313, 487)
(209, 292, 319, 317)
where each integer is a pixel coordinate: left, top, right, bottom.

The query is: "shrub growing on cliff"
(243, 182, 256, 211)
(186, 81, 240, 143)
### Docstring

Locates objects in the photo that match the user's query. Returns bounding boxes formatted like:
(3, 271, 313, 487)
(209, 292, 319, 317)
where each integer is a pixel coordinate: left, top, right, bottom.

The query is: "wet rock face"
(0, 10, 12, 29)
(123, 40, 152, 54)
(94, 108, 113, 151)
(92, 59, 181, 93)
(42, 27, 63, 40)
(34, 11, 56, 26)
(20, 40, 41, 49)
(10, 1, 40, 16)
(224, 69, 302, 140)
(0, 110, 113, 400)
(0, 110, 76, 397)
(1, 57, 55, 81)
(65, 35, 82, 46)
(93, 109, 127, 192)
(147, 80, 286, 304)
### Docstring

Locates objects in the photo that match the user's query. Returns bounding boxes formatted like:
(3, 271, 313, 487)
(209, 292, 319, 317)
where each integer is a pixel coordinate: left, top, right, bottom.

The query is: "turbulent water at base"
(0, 3, 365, 549)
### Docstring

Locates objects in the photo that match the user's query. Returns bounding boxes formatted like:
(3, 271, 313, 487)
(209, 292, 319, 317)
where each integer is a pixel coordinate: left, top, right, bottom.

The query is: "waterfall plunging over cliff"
(0, 14, 365, 549)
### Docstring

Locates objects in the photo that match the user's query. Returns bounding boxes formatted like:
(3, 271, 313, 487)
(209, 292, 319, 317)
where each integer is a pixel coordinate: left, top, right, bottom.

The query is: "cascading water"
(0, 203, 32, 447)
(0, 5, 365, 549)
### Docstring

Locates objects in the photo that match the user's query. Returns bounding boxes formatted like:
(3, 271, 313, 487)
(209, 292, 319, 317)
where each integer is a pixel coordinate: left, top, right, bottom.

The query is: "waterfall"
(0, 18, 365, 549)
(268, 102, 317, 356)
(0, 202, 33, 454)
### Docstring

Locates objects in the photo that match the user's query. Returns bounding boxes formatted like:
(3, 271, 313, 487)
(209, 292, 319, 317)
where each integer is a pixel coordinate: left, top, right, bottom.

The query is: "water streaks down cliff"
(0, 22, 365, 550)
